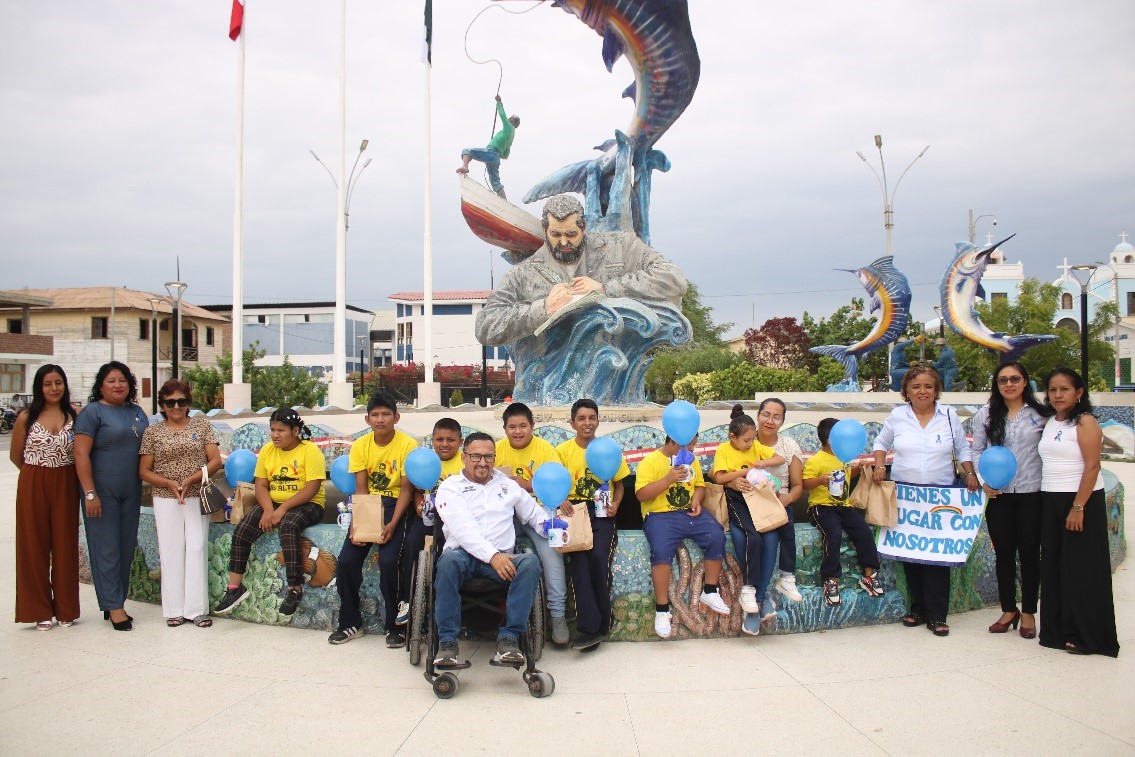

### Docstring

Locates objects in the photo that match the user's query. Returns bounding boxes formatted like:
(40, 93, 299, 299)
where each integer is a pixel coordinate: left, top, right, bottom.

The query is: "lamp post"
(357, 334, 368, 389)
(1069, 264, 1098, 383)
(967, 210, 997, 245)
(311, 139, 371, 407)
(857, 135, 930, 254)
(932, 305, 945, 337)
(147, 297, 162, 414)
(164, 280, 187, 380)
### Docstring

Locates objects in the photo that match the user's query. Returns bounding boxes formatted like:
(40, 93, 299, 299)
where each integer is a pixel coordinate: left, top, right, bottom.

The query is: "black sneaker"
(279, 588, 303, 616)
(213, 585, 248, 615)
(823, 578, 842, 607)
(433, 640, 460, 669)
(385, 630, 406, 648)
(571, 631, 603, 652)
(492, 636, 525, 666)
(328, 626, 365, 645)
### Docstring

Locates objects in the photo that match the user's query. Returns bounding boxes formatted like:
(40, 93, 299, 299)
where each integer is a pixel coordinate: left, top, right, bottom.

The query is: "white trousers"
(152, 496, 210, 619)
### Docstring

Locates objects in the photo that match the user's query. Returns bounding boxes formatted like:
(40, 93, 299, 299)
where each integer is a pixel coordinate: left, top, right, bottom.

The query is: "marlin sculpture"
(520, 0, 700, 241)
(939, 235, 1056, 360)
(810, 256, 912, 387)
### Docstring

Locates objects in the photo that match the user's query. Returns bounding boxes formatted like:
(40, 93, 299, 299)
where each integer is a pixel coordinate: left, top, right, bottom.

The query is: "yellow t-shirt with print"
(496, 436, 561, 502)
(802, 449, 853, 507)
(254, 440, 327, 508)
(347, 429, 418, 498)
(432, 454, 464, 494)
(555, 438, 630, 503)
(711, 440, 777, 477)
(636, 449, 705, 517)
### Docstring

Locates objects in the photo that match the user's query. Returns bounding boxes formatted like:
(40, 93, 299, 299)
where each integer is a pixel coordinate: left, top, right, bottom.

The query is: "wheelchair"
(405, 520, 553, 699)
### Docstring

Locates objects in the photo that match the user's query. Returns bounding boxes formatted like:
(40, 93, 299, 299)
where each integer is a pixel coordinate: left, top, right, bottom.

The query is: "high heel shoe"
(988, 609, 1021, 633)
(104, 611, 133, 622)
(111, 618, 132, 631)
(1019, 615, 1036, 639)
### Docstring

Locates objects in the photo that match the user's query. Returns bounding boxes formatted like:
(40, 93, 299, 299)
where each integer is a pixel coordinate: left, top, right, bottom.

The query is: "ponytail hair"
(269, 407, 311, 440)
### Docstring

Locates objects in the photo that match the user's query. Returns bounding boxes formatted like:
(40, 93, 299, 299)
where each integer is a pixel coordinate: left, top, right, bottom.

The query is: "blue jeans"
(726, 490, 779, 602)
(434, 548, 541, 643)
(520, 521, 566, 618)
(462, 147, 503, 193)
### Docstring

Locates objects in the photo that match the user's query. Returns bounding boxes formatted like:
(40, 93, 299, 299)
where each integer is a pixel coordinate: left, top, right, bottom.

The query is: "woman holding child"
(753, 399, 805, 605)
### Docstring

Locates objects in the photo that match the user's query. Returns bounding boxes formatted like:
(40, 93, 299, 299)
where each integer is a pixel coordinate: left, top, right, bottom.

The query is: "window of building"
(160, 318, 170, 331)
(6, 318, 22, 334)
(91, 317, 109, 339)
(1127, 291, 1135, 316)
(0, 363, 24, 393)
(434, 304, 473, 316)
(205, 326, 214, 346)
(990, 292, 1008, 304)
(139, 318, 150, 340)
(1061, 293, 1073, 310)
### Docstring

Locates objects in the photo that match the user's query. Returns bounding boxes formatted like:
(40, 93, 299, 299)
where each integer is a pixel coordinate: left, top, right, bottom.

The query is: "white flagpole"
(331, 0, 349, 403)
(423, 60, 434, 389)
(228, 1, 247, 405)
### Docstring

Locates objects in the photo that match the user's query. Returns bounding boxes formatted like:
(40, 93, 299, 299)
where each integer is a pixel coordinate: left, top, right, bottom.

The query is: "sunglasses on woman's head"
(161, 398, 190, 408)
(997, 375, 1023, 386)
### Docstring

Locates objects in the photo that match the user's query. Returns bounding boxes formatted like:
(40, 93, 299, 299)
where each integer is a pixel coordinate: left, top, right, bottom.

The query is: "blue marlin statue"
(810, 256, 912, 387)
(939, 235, 1056, 361)
(520, 0, 700, 242)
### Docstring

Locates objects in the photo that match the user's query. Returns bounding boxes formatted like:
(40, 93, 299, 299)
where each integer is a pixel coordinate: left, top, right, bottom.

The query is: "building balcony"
(0, 333, 54, 357)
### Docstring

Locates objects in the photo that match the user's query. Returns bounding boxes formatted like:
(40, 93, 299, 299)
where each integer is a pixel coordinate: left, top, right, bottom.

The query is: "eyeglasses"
(758, 412, 784, 422)
(465, 453, 496, 462)
(996, 375, 1024, 386)
(161, 398, 190, 408)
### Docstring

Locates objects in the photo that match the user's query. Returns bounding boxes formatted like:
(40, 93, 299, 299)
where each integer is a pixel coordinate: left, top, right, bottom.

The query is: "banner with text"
(875, 483, 985, 567)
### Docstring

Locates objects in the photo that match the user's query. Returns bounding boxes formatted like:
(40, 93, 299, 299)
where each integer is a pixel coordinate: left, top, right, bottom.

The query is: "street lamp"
(164, 280, 187, 380)
(311, 139, 371, 406)
(967, 210, 997, 245)
(857, 134, 930, 254)
(147, 297, 162, 414)
(1069, 264, 1098, 383)
(932, 305, 945, 337)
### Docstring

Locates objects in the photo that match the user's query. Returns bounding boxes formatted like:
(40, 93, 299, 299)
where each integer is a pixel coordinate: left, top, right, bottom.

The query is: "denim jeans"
(519, 521, 567, 617)
(434, 548, 541, 643)
(461, 147, 503, 193)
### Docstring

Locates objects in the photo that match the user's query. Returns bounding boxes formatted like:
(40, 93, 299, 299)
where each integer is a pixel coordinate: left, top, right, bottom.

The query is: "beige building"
(0, 287, 228, 408)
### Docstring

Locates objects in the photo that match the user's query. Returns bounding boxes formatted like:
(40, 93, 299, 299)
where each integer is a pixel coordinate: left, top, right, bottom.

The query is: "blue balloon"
(829, 419, 868, 463)
(979, 446, 1018, 490)
(330, 456, 356, 496)
(532, 462, 572, 508)
(405, 448, 443, 491)
(662, 400, 700, 445)
(224, 448, 257, 487)
(585, 437, 624, 482)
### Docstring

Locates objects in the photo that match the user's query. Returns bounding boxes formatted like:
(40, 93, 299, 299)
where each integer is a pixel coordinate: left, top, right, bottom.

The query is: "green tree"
(801, 301, 889, 383)
(182, 342, 324, 410)
(682, 281, 732, 346)
(645, 344, 742, 402)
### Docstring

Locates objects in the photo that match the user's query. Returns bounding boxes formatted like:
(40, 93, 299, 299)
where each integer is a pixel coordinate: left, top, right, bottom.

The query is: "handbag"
(853, 466, 898, 528)
(351, 494, 386, 543)
(198, 465, 229, 515)
(946, 410, 968, 486)
(554, 503, 594, 554)
(701, 482, 729, 530)
(742, 484, 789, 533)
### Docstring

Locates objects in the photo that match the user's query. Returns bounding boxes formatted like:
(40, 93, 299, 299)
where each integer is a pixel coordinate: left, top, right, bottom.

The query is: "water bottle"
(829, 469, 846, 499)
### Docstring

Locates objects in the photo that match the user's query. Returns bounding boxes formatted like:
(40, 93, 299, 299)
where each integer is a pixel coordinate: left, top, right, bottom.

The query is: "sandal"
(927, 620, 950, 637)
(36, 620, 53, 631)
(191, 616, 213, 628)
(1065, 642, 1089, 655)
(901, 613, 924, 627)
(166, 617, 187, 627)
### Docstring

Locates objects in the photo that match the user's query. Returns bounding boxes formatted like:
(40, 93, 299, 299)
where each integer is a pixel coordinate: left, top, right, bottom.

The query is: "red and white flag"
(229, 0, 244, 41)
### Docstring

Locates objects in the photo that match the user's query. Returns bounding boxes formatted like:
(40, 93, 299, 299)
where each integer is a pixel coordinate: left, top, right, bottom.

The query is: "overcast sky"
(2, 1, 1132, 339)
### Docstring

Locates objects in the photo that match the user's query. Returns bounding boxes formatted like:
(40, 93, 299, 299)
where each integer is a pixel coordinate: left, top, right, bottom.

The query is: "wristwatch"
(85, 490, 96, 501)
(1071, 504, 1084, 512)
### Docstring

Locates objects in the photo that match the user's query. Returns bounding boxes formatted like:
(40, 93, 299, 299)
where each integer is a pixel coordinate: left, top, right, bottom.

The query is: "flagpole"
(225, 0, 251, 411)
(327, 0, 352, 409)
(418, 0, 440, 407)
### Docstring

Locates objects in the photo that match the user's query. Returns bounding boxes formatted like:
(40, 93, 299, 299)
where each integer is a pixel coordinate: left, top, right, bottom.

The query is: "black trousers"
(903, 562, 951, 623)
(1039, 489, 1119, 657)
(401, 512, 431, 604)
(809, 505, 880, 580)
(336, 497, 405, 631)
(984, 491, 1042, 613)
(569, 503, 617, 636)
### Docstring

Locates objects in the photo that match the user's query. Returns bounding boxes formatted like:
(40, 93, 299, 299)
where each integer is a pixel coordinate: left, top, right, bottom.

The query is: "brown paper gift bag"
(554, 503, 594, 554)
(851, 467, 898, 528)
(230, 482, 259, 525)
(351, 494, 386, 543)
(702, 482, 729, 529)
(743, 485, 789, 533)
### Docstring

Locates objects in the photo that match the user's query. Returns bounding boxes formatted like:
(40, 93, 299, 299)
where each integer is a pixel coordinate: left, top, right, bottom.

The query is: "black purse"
(199, 465, 228, 515)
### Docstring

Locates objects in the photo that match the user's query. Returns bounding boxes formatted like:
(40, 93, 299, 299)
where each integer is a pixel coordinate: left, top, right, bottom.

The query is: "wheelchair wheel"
(433, 672, 459, 699)
(526, 671, 554, 698)
(524, 578, 545, 662)
(407, 549, 430, 666)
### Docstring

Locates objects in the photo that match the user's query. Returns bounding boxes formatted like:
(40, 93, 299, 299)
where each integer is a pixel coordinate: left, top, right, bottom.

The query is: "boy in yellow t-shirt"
(709, 410, 784, 634)
(494, 402, 570, 644)
(802, 417, 883, 608)
(555, 398, 630, 652)
(331, 393, 418, 647)
(636, 435, 729, 639)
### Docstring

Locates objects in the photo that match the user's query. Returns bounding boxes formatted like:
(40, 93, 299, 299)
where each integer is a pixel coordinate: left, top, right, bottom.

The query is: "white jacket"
(435, 469, 550, 563)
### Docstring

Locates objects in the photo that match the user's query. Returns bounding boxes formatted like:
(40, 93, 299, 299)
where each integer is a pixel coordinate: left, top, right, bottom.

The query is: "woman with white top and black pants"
(1038, 368, 1119, 657)
(873, 367, 979, 637)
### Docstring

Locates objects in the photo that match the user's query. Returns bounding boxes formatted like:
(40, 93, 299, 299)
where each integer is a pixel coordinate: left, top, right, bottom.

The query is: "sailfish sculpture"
(939, 235, 1056, 361)
(810, 256, 913, 389)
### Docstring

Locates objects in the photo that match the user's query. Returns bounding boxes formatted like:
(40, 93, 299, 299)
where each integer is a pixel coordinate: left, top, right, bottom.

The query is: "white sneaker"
(776, 572, 803, 602)
(739, 585, 759, 614)
(654, 611, 672, 639)
(395, 601, 410, 626)
(699, 590, 730, 615)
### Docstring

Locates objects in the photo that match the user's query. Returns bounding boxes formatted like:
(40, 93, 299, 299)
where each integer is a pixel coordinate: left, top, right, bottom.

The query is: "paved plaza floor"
(1, 442, 1132, 755)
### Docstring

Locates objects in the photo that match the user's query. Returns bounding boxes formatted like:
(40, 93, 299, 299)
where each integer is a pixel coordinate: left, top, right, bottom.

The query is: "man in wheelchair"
(433, 432, 551, 669)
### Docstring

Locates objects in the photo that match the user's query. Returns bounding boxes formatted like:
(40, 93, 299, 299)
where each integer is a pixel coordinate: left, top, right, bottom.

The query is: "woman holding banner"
(1038, 368, 1119, 657)
(872, 366, 978, 637)
(970, 362, 1049, 639)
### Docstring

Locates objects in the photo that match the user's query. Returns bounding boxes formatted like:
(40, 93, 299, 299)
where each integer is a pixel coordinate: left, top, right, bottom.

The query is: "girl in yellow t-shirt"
(214, 408, 326, 619)
(710, 408, 783, 635)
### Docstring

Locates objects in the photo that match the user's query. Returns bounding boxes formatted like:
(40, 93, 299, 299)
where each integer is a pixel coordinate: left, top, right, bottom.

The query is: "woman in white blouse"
(1038, 368, 1118, 657)
(872, 367, 978, 637)
(970, 362, 1050, 639)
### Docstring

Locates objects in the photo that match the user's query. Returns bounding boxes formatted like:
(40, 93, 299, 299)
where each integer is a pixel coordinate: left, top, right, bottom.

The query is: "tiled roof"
(387, 290, 492, 302)
(370, 310, 396, 330)
(0, 287, 228, 321)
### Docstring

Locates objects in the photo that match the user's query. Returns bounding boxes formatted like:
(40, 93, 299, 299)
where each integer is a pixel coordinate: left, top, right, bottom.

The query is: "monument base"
(417, 381, 442, 408)
(222, 382, 251, 413)
(325, 382, 356, 410)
